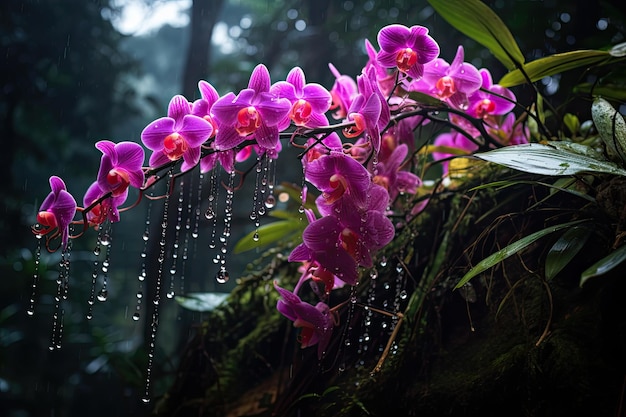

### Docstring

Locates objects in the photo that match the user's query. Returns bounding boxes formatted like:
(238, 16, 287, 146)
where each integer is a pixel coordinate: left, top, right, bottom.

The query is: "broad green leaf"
(499, 50, 611, 87)
(175, 292, 228, 312)
(580, 244, 626, 287)
(563, 113, 580, 136)
(574, 83, 626, 102)
(455, 220, 587, 289)
(474, 143, 626, 177)
(427, 0, 524, 70)
(233, 219, 304, 254)
(545, 226, 593, 280)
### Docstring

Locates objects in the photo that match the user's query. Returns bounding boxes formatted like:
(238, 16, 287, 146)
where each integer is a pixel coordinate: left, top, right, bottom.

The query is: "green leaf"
(427, 0, 524, 70)
(580, 244, 626, 287)
(455, 220, 587, 289)
(499, 50, 611, 87)
(473, 143, 626, 177)
(545, 226, 593, 280)
(175, 292, 228, 312)
(233, 219, 304, 254)
(407, 91, 445, 106)
(574, 83, 626, 102)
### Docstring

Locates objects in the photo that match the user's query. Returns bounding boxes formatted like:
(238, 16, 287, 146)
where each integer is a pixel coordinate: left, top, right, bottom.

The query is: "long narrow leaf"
(580, 244, 626, 287)
(427, 0, 524, 70)
(474, 143, 626, 177)
(499, 50, 611, 87)
(545, 226, 593, 280)
(455, 220, 587, 289)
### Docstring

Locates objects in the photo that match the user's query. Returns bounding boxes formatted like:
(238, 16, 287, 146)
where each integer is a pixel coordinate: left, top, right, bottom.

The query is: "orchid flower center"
(395, 47, 418, 73)
(106, 168, 131, 196)
(296, 325, 315, 348)
(203, 115, 218, 138)
(475, 98, 496, 119)
(435, 76, 456, 99)
(324, 173, 348, 204)
(343, 113, 366, 138)
(372, 174, 390, 190)
(36, 211, 58, 232)
(340, 228, 360, 259)
(236, 106, 262, 136)
(289, 99, 312, 126)
(311, 266, 335, 295)
(162, 132, 188, 160)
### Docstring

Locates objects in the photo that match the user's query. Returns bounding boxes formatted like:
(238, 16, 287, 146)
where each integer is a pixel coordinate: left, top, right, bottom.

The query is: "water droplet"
(26, 309, 34, 316)
(399, 290, 408, 300)
(166, 291, 174, 299)
(264, 195, 276, 209)
(204, 209, 215, 220)
(216, 268, 230, 284)
(100, 234, 111, 246)
(86, 313, 93, 320)
(253, 232, 260, 242)
(380, 256, 387, 267)
(369, 268, 378, 280)
(142, 232, 149, 241)
(132, 312, 141, 321)
(93, 246, 101, 256)
(136, 291, 143, 299)
(97, 289, 108, 302)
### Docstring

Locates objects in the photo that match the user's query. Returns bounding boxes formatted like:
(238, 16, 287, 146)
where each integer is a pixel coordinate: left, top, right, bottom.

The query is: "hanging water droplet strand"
(167, 179, 186, 299)
(134, 197, 153, 322)
(86, 237, 102, 320)
(214, 169, 235, 283)
(50, 244, 71, 350)
(143, 170, 172, 403)
(249, 155, 263, 241)
(264, 154, 277, 210)
(207, 169, 219, 250)
(27, 235, 43, 316)
(97, 233, 112, 303)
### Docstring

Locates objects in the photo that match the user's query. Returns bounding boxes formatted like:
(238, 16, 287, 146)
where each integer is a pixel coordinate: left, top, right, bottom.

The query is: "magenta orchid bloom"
(328, 63, 357, 120)
(142, 95, 214, 171)
(315, 183, 395, 268)
(95, 140, 145, 197)
(376, 24, 440, 79)
(211, 64, 291, 151)
(192, 79, 221, 135)
(34, 176, 77, 249)
(343, 93, 382, 153)
(415, 45, 482, 108)
(372, 143, 422, 200)
(274, 281, 334, 358)
(289, 214, 360, 285)
(364, 39, 395, 97)
(305, 151, 370, 209)
(467, 69, 516, 119)
(271, 66, 331, 128)
(83, 181, 128, 226)
(358, 65, 390, 133)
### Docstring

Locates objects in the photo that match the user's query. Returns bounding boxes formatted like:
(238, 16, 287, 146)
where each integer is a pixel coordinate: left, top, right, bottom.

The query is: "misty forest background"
(1, 0, 625, 416)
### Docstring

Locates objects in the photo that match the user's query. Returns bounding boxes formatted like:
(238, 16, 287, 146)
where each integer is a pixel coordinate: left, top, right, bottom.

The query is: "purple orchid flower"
(211, 64, 291, 151)
(413, 45, 482, 109)
(141, 95, 214, 172)
(34, 176, 77, 249)
(376, 24, 440, 79)
(358, 65, 390, 133)
(83, 181, 128, 226)
(271, 66, 331, 128)
(288, 214, 360, 285)
(305, 151, 370, 209)
(95, 140, 145, 197)
(328, 63, 357, 120)
(466, 69, 516, 119)
(274, 281, 334, 358)
(372, 143, 422, 201)
(364, 39, 395, 97)
(343, 92, 382, 153)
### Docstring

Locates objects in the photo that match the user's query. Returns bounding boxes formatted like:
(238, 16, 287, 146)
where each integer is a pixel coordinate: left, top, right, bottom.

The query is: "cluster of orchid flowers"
(32, 23, 525, 357)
